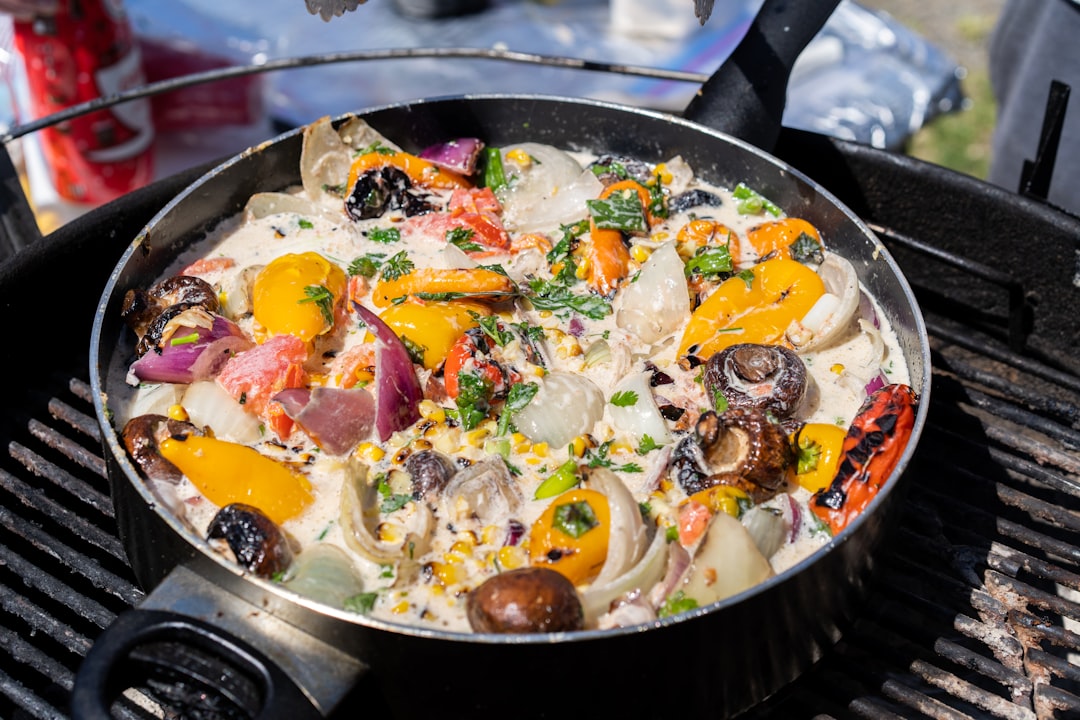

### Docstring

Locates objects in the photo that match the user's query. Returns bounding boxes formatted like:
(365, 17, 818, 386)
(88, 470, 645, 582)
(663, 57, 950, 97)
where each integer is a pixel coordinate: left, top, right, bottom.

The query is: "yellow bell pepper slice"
(370, 267, 516, 308)
(253, 252, 347, 342)
(787, 422, 847, 493)
(376, 299, 489, 370)
(677, 257, 825, 359)
(159, 435, 313, 525)
(528, 488, 610, 586)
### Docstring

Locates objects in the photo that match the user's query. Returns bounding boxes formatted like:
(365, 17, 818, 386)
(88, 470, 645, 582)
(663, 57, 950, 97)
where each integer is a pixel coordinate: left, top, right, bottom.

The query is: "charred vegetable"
(811, 384, 918, 535)
(121, 414, 203, 483)
(207, 503, 294, 578)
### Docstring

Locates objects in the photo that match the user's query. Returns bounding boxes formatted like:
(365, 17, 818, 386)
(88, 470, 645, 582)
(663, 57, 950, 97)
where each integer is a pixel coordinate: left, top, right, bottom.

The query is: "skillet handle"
(683, 0, 841, 151)
(70, 608, 324, 720)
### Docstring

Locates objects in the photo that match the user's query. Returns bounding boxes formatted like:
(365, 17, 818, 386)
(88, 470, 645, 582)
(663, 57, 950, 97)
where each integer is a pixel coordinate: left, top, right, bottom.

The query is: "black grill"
(4, 102, 1080, 720)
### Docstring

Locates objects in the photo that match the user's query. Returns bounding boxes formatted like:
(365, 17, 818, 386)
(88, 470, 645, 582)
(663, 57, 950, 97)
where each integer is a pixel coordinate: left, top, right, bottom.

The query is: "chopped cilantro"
(400, 335, 426, 366)
(636, 434, 660, 455)
(348, 253, 386, 278)
(736, 269, 755, 289)
(497, 381, 539, 436)
(790, 231, 824, 265)
(527, 278, 611, 320)
(587, 187, 647, 233)
(658, 590, 699, 618)
(685, 244, 733, 279)
(376, 473, 412, 514)
(380, 251, 414, 281)
(368, 227, 401, 244)
(447, 226, 483, 252)
(472, 313, 514, 347)
(299, 285, 334, 325)
(298, 218, 314, 230)
(585, 440, 643, 473)
(712, 389, 729, 412)
(454, 371, 492, 431)
(610, 390, 638, 407)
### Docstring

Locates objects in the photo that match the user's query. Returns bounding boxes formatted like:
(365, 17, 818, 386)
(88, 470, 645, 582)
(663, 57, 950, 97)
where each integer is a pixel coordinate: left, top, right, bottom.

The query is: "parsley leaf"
(472, 313, 514, 347)
(298, 218, 314, 230)
(610, 390, 638, 407)
(299, 285, 334, 325)
(380, 251, 414, 281)
(344, 592, 379, 614)
(790, 231, 824, 264)
(376, 474, 412, 514)
(367, 227, 401, 244)
(685, 243, 733, 279)
(585, 440, 643, 473)
(733, 182, 782, 217)
(348, 253, 386, 278)
(497, 381, 539, 436)
(527, 278, 611, 320)
(553, 499, 600, 538)
(447, 227, 484, 252)
(587, 187, 647, 233)
(736, 269, 756, 289)
(658, 590, 699, 618)
(636, 434, 660, 455)
(454, 371, 492, 431)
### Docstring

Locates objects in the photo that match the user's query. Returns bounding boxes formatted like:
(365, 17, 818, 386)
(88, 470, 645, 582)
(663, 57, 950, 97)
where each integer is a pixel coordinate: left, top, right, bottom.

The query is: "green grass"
(905, 69, 997, 180)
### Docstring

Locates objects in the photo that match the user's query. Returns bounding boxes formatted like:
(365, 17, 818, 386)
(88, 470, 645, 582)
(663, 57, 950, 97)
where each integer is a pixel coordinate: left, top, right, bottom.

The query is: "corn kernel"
(652, 231, 670, 242)
(631, 245, 653, 263)
(481, 525, 501, 545)
(569, 435, 595, 458)
(449, 539, 474, 557)
(609, 440, 633, 456)
(539, 310, 553, 319)
(525, 456, 542, 465)
(377, 522, 404, 544)
(655, 163, 674, 184)
(532, 441, 549, 457)
(830, 363, 845, 374)
(433, 561, 467, 586)
(506, 148, 532, 166)
(496, 545, 527, 571)
(411, 438, 433, 452)
(355, 442, 385, 462)
(575, 257, 590, 279)
(167, 404, 189, 422)
(353, 368, 375, 386)
(418, 399, 446, 423)
(532, 366, 546, 377)
(391, 600, 411, 614)
(465, 428, 490, 447)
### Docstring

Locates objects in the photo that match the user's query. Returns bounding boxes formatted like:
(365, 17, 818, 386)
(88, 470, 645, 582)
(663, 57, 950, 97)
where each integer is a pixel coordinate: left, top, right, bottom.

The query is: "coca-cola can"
(14, 0, 155, 204)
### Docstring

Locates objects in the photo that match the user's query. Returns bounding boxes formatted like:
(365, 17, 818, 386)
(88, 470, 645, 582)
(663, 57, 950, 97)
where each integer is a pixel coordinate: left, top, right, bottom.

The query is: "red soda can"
(13, 0, 154, 204)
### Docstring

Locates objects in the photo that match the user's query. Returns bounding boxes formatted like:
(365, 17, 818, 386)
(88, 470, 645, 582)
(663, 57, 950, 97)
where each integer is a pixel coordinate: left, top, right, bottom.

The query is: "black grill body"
(3, 127, 1080, 719)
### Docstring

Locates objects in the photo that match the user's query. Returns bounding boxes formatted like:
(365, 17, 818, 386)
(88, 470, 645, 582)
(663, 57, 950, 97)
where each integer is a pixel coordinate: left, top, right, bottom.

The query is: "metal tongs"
(304, 0, 716, 23)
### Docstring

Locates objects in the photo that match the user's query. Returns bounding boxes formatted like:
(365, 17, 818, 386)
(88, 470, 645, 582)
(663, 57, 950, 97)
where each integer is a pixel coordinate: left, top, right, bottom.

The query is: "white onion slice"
(299, 116, 354, 206)
(615, 241, 690, 345)
(282, 544, 366, 609)
(787, 253, 860, 353)
(183, 380, 263, 444)
(127, 383, 185, 420)
(340, 460, 433, 563)
(679, 511, 774, 607)
(582, 522, 668, 626)
(499, 144, 596, 232)
(606, 371, 674, 446)
(588, 468, 649, 587)
(244, 192, 345, 225)
(511, 371, 605, 449)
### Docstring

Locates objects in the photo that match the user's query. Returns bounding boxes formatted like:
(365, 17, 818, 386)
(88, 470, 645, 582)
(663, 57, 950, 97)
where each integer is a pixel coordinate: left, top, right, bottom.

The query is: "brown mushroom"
(703, 343, 807, 419)
(466, 567, 584, 634)
(121, 414, 203, 483)
(671, 407, 793, 503)
(207, 503, 294, 578)
(121, 275, 219, 338)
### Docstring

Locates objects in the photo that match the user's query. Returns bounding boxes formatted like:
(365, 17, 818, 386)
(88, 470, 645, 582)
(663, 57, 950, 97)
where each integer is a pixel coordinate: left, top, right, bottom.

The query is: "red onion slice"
(131, 316, 251, 384)
(418, 137, 484, 175)
(352, 302, 423, 441)
(273, 386, 376, 455)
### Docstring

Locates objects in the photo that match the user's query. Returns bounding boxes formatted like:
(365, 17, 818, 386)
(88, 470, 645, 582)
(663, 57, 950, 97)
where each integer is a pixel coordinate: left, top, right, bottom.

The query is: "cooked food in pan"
(113, 115, 916, 633)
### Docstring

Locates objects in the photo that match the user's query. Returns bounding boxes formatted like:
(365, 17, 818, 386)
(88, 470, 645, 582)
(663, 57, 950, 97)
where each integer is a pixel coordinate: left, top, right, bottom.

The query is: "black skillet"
(73, 1, 931, 717)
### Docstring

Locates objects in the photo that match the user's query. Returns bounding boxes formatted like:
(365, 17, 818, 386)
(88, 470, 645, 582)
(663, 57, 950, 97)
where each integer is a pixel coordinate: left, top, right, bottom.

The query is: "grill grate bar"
(0, 467, 124, 560)
(8, 444, 114, 519)
(0, 580, 93, 656)
(0, 504, 142, 607)
(47, 392, 103, 445)
(30, 414, 107, 478)
(0, 665, 66, 720)
(0, 543, 121, 629)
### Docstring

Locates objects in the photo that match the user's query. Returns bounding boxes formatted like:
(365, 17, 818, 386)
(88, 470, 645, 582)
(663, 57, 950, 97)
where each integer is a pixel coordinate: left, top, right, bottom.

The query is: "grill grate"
(3, 128, 1080, 718)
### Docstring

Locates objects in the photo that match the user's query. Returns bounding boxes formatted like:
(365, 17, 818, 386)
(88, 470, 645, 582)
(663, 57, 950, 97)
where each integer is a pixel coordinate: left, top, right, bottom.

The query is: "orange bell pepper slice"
(347, 149, 471, 192)
(743, 217, 822, 265)
(677, 257, 825, 359)
(370, 267, 516, 307)
(582, 180, 655, 297)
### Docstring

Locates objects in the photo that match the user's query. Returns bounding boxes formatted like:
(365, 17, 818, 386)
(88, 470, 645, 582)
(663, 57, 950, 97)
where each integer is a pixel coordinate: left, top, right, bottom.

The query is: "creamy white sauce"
(113, 130, 910, 633)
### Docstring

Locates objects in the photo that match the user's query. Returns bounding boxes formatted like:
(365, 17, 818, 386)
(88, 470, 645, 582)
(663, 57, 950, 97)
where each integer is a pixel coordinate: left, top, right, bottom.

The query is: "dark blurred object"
(304, 0, 365, 21)
(694, 0, 714, 23)
(139, 36, 263, 131)
(391, 0, 488, 19)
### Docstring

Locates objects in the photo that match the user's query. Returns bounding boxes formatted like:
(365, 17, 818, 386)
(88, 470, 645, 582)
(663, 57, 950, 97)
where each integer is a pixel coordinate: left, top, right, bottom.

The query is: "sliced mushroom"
(206, 503, 294, 579)
(344, 166, 434, 221)
(670, 408, 793, 503)
(134, 304, 217, 358)
(466, 567, 584, 633)
(668, 188, 723, 215)
(121, 414, 203, 483)
(702, 343, 807, 418)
